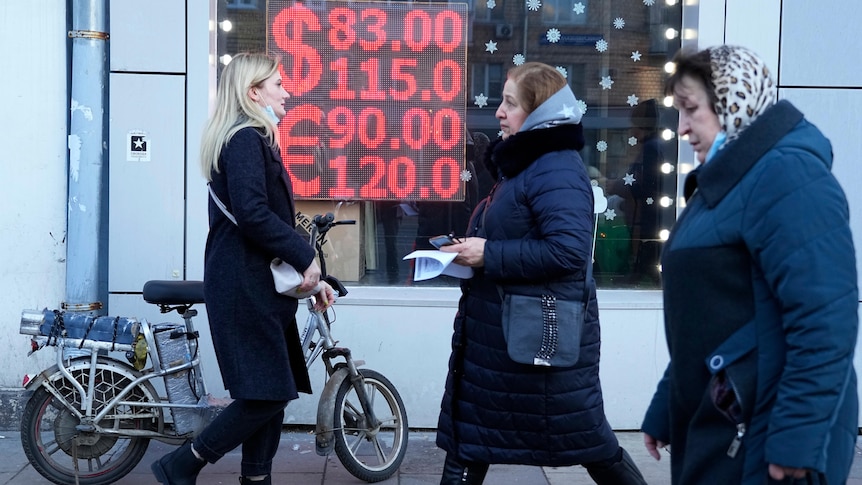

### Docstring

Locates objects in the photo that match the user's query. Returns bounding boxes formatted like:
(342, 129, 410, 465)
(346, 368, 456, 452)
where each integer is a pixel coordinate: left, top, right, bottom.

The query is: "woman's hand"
(644, 433, 667, 461)
(440, 237, 486, 267)
(300, 260, 323, 293)
(768, 464, 808, 481)
(313, 281, 337, 312)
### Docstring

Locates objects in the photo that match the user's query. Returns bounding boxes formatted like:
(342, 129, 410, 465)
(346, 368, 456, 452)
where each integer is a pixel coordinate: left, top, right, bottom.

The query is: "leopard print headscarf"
(709, 45, 777, 145)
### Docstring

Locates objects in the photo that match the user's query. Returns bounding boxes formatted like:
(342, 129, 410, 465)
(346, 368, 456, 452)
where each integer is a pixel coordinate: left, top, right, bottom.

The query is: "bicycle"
(17, 212, 409, 484)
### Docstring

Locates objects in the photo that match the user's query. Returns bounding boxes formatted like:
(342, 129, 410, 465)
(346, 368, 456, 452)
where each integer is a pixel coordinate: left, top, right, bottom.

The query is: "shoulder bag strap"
(207, 184, 238, 226)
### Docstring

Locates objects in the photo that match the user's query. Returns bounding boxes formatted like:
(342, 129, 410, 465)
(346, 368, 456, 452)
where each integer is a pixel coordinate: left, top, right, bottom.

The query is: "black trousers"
(193, 398, 288, 477)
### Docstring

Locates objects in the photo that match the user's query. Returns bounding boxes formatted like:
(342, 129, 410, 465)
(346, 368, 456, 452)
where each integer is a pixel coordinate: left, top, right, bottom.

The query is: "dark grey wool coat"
(436, 124, 620, 466)
(205, 127, 315, 401)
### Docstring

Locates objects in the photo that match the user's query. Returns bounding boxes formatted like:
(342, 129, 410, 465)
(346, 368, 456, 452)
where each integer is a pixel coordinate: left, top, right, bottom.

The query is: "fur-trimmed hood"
(485, 124, 585, 180)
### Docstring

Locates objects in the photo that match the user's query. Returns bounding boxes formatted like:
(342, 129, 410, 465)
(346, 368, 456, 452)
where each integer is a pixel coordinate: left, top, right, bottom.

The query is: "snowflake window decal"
(546, 28, 561, 43)
(474, 93, 489, 108)
(576, 99, 588, 115)
(596, 140, 608, 152)
(513, 53, 526, 65)
(623, 173, 636, 186)
(643, 0, 655, 5)
(627, 94, 639, 107)
(646, 197, 655, 205)
(604, 208, 617, 221)
(485, 40, 498, 53)
(631, 51, 642, 62)
(460, 170, 473, 182)
(595, 39, 608, 53)
(613, 17, 625, 29)
(628, 136, 638, 146)
(599, 75, 614, 90)
(556, 66, 568, 78)
(526, 0, 541, 11)
(487, 0, 496, 8)
(572, 2, 585, 14)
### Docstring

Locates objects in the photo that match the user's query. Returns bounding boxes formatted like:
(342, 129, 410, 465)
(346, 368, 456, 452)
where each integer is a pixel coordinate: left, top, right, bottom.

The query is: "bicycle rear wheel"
(20, 358, 160, 485)
(333, 368, 409, 482)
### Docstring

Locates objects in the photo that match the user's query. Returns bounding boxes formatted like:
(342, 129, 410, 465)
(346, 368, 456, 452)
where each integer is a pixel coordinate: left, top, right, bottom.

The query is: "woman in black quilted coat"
(435, 62, 646, 484)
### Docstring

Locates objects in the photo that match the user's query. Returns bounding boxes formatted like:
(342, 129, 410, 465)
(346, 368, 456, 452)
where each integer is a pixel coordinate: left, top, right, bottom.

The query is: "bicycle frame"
(22, 305, 209, 444)
(298, 213, 384, 452)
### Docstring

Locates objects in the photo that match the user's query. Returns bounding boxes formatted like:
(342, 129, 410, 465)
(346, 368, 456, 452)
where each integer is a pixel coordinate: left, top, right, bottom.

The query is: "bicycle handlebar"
(312, 212, 356, 234)
(308, 213, 355, 287)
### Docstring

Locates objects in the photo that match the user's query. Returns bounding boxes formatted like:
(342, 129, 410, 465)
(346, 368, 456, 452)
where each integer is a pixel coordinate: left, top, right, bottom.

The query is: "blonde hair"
(200, 52, 281, 181)
(506, 62, 567, 114)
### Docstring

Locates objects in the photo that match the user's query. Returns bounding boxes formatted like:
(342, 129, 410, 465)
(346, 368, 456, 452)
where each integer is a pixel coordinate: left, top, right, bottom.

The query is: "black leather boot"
(151, 442, 206, 485)
(239, 476, 271, 485)
(440, 453, 490, 484)
(585, 447, 647, 485)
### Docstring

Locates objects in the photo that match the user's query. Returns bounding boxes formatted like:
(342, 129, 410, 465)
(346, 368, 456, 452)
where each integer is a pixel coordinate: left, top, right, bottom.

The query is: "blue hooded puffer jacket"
(642, 100, 858, 485)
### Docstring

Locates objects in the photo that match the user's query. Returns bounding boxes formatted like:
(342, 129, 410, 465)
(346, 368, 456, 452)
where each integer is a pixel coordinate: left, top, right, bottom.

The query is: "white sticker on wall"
(127, 130, 151, 162)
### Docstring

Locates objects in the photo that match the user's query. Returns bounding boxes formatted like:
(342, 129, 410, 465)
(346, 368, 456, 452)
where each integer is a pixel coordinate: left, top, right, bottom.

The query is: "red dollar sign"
(272, 4, 322, 96)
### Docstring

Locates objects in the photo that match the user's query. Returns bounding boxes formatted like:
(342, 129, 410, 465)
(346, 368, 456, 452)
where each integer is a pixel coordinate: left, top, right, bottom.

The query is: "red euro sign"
(280, 104, 324, 197)
(272, 4, 322, 96)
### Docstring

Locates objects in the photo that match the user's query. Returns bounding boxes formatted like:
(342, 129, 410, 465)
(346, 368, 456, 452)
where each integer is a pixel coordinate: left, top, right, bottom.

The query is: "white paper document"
(402, 250, 474, 281)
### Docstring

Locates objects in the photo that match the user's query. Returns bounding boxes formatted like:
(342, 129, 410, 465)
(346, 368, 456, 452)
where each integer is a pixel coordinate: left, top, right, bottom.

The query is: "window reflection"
(216, 0, 681, 288)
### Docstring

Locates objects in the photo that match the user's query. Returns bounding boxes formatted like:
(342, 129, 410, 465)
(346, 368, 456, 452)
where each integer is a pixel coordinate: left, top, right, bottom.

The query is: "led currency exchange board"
(268, 1, 469, 201)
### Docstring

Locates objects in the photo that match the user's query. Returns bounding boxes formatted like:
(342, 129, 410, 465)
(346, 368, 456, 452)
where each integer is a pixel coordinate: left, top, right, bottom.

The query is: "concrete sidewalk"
(1, 429, 861, 484)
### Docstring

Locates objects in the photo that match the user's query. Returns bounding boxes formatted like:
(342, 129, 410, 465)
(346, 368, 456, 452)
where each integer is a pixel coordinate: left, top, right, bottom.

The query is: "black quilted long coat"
(436, 124, 620, 466)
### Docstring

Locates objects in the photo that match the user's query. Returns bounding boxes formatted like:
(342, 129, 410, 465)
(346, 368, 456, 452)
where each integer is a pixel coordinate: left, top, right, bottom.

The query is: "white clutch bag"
(208, 184, 321, 300)
(270, 258, 321, 299)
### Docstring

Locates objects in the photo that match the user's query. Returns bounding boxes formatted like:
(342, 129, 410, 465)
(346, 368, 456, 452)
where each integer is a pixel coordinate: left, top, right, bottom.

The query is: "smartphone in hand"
(429, 234, 457, 249)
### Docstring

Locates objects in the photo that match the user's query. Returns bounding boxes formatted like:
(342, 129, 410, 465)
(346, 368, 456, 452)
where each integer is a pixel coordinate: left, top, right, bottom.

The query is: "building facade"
(0, 0, 860, 430)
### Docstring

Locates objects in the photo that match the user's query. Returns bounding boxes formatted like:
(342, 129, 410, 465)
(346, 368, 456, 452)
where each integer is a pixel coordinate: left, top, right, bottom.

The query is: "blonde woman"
(151, 52, 334, 485)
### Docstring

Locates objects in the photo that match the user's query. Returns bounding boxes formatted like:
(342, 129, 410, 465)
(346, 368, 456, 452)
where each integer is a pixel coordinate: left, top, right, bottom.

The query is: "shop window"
(471, 63, 504, 104)
(216, 0, 681, 288)
(226, 0, 260, 11)
(542, 0, 589, 26)
(560, 63, 586, 101)
(472, 0, 506, 22)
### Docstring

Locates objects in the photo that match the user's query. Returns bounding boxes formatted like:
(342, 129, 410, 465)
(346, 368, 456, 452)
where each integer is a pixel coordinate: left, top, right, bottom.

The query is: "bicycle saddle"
(143, 280, 205, 305)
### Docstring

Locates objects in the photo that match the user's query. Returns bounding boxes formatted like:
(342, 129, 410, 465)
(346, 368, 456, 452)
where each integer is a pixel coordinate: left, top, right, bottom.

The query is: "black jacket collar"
(485, 124, 585, 180)
(684, 100, 804, 207)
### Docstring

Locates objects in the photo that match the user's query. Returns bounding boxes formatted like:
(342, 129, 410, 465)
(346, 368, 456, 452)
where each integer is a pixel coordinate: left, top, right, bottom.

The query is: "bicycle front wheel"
(333, 368, 409, 482)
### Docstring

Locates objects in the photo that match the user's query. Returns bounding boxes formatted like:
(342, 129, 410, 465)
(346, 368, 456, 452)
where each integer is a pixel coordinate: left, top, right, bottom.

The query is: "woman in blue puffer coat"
(435, 62, 647, 484)
(642, 45, 858, 485)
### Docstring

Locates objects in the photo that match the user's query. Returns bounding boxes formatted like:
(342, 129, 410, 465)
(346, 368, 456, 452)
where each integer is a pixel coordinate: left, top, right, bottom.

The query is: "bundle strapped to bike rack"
(21, 309, 140, 351)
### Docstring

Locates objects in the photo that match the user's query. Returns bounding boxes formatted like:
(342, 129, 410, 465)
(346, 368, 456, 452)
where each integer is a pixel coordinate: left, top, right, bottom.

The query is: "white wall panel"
(0, 0, 69, 387)
(109, 74, 186, 291)
(110, 0, 186, 73)
(597, 292, 668, 430)
(725, 0, 780, 75)
(694, 0, 726, 49)
(780, 2, 862, 87)
(185, 0, 216, 281)
(112, 287, 666, 429)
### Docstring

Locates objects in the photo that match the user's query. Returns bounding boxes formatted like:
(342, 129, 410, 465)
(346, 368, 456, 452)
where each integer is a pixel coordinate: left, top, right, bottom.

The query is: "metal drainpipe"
(65, 0, 108, 323)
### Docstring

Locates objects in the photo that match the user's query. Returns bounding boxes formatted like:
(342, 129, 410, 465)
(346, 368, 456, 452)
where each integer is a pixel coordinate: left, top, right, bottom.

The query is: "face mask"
(705, 131, 727, 163)
(263, 105, 280, 125)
